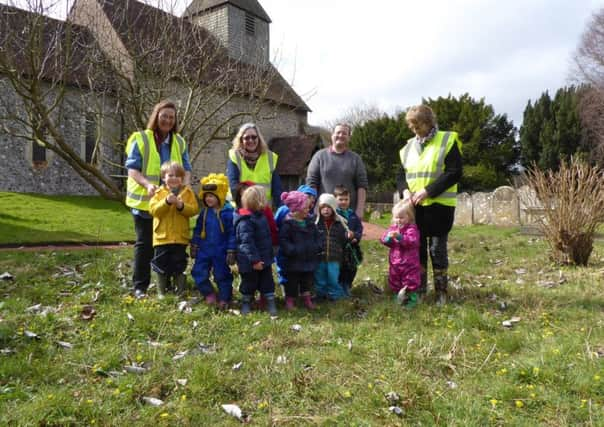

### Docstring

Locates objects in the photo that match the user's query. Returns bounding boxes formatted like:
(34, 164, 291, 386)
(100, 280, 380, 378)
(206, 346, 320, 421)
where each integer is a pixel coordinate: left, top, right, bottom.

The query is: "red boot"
(285, 296, 296, 311)
(301, 293, 315, 310)
(205, 293, 217, 305)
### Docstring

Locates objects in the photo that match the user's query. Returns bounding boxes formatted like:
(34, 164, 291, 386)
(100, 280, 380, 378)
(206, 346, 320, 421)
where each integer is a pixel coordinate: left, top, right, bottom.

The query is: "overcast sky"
(259, 0, 603, 128)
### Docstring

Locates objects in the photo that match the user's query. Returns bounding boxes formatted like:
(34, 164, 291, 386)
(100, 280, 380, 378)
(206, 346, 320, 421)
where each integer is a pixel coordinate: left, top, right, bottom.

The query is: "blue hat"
(297, 184, 317, 198)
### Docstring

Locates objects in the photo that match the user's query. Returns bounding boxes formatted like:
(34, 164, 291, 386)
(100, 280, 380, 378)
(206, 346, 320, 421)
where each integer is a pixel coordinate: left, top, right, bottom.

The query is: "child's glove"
(226, 250, 237, 266)
(190, 243, 198, 258)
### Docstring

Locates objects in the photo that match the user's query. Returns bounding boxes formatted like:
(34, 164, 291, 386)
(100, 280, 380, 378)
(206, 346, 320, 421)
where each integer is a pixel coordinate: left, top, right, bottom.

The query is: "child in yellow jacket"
(149, 161, 199, 297)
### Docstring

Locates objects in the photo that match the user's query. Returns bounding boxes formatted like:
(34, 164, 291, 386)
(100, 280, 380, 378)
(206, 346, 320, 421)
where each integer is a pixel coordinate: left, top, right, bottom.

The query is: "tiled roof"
(99, 0, 308, 111)
(269, 134, 322, 175)
(0, 3, 114, 90)
(184, 0, 271, 23)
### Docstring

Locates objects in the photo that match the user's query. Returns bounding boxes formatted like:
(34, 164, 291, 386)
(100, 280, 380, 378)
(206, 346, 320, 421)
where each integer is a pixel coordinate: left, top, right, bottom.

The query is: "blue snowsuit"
(191, 203, 236, 302)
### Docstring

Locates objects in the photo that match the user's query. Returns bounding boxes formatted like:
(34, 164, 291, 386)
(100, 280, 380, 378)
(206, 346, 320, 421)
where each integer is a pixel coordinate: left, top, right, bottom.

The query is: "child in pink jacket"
(380, 200, 421, 308)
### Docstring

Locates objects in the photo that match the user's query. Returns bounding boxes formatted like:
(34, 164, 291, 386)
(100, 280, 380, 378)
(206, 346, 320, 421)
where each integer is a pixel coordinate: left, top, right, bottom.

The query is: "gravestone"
(454, 192, 473, 226)
(491, 186, 519, 226)
(472, 192, 491, 225)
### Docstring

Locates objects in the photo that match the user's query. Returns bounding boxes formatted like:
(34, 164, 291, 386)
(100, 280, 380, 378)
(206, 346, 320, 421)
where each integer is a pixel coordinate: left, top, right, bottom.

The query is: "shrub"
(522, 158, 604, 265)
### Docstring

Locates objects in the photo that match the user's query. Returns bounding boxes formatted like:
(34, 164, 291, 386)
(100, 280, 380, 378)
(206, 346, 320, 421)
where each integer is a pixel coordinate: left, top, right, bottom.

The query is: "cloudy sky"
(259, 0, 602, 128)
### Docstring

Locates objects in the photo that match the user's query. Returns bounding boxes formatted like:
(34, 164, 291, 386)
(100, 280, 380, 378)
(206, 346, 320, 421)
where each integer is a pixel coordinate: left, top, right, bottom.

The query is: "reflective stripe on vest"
(399, 131, 458, 207)
(125, 130, 186, 211)
(229, 149, 278, 201)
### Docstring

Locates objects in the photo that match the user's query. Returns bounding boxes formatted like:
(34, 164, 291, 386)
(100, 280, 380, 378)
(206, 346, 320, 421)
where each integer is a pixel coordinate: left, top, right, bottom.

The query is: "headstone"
(491, 186, 519, 226)
(454, 193, 473, 226)
(370, 210, 382, 220)
(472, 192, 491, 225)
(517, 185, 542, 225)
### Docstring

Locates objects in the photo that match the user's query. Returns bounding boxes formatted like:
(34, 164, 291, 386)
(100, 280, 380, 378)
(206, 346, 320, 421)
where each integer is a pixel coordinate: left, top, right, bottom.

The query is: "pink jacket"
(380, 223, 421, 292)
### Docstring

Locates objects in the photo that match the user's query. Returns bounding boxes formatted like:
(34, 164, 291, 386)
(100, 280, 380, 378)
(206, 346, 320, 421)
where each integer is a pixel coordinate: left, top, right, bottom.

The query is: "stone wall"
(0, 80, 122, 195)
(374, 185, 539, 227)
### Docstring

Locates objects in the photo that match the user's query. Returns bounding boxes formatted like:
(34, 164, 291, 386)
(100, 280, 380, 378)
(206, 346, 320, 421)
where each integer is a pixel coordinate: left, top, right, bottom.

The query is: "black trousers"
(132, 214, 153, 292)
(284, 271, 313, 297)
(151, 244, 188, 276)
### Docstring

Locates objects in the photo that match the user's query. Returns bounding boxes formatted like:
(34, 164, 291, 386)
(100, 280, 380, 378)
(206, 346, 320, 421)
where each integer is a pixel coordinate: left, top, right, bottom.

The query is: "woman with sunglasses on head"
(227, 123, 282, 210)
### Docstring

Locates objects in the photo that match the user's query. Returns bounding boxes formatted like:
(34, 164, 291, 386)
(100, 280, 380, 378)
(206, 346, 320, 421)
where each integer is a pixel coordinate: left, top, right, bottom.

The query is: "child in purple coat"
(380, 200, 421, 308)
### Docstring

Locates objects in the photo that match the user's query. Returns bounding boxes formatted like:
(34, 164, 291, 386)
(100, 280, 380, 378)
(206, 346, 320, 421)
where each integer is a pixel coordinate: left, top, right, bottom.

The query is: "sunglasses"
(242, 134, 258, 141)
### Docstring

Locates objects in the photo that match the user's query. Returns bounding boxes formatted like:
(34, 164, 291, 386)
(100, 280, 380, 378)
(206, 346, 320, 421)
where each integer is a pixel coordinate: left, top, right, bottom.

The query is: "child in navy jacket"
(234, 185, 277, 316)
(278, 191, 321, 310)
(334, 185, 363, 295)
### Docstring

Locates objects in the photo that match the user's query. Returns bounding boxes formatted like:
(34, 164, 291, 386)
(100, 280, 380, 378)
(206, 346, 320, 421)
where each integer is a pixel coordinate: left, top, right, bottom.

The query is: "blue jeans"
(314, 261, 346, 300)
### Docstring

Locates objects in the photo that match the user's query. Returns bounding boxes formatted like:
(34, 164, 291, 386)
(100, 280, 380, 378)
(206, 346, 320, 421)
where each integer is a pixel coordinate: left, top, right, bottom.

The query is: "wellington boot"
(285, 296, 296, 311)
(156, 273, 170, 299)
(404, 292, 419, 309)
(265, 294, 278, 316)
(240, 294, 252, 315)
(301, 293, 316, 310)
(174, 274, 187, 296)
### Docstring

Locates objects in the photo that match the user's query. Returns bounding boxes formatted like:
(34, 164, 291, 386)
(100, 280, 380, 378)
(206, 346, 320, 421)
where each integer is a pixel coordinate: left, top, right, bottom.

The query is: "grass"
(0, 192, 133, 245)
(1, 225, 604, 425)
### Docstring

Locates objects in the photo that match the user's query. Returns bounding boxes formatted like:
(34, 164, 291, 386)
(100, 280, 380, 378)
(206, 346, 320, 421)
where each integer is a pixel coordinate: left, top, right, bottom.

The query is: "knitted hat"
(199, 173, 229, 208)
(280, 191, 308, 214)
(296, 184, 317, 199)
(317, 193, 338, 213)
(316, 193, 350, 229)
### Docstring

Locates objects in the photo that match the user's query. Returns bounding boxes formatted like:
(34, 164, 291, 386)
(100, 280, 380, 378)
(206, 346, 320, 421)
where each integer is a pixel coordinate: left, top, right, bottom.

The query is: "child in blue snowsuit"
(274, 184, 317, 289)
(191, 173, 236, 309)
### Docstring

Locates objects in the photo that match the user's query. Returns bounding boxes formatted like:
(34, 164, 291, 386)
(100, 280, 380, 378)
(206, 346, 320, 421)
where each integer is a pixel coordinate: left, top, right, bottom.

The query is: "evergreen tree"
(519, 86, 588, 170)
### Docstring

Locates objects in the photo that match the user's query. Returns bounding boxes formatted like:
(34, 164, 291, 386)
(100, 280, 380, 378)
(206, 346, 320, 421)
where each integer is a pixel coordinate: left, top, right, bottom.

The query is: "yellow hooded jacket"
(149, 186, 199, 246)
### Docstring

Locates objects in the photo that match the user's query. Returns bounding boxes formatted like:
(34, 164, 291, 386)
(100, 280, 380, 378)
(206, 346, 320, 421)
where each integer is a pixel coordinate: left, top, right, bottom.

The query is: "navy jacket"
(234, 208, 274, 273)
(337, 207, 363, 242)
(278, 216, 321, 273)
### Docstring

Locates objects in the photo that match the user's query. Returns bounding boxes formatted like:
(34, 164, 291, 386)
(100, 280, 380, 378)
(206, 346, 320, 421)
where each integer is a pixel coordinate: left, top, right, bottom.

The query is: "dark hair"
(333, 185, 350, 197)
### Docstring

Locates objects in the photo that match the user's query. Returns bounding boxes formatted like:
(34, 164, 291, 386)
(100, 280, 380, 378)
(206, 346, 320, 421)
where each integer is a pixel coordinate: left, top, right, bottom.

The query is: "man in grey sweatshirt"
(306, 123, 368, 219)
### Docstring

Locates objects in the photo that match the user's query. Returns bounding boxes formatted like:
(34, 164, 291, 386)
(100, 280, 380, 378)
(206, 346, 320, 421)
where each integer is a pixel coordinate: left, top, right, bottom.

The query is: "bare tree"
(572, 7, 604, 164)
(0, 0, 300, 200)
(323, 101, 385, 133)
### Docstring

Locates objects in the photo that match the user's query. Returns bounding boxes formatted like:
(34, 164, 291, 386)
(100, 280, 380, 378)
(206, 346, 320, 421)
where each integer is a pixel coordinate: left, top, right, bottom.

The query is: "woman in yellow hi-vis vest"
(226, 123, 282, 210)
(125, 100, 192, 298)
(396, 105, 462, 305)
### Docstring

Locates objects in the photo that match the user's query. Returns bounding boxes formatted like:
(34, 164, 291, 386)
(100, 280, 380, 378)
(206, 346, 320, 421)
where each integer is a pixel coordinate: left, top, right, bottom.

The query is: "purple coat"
(380, 223, 421, 292)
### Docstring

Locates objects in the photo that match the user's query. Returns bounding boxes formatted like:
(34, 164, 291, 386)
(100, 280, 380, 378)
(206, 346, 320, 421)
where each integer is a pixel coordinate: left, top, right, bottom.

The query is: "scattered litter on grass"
(389, 406, 404, 416)
(446, 380, 458, 389)
(142, 396, 164, 406)
(1, 348, 15, 355)
(24, 330, 40, 339)
(222, 403, 250, 422)
(499, 302, 508, 311)
(126, 313, 134, 321)
(291, 324, 302, 332)
(0, 272, 14, 280)
(197, 343, 217, 354)
(177, 301, 192, 313)
(510, 316, 521, 323)
(232, 362, 243, 371)
(147, 340, 162, 347)
(515, 268, 527, 275)
(80, 305, 96, 320)
(502, 320, 513, 328)
(228, 309, 241, 316)
(57, 341, 73, 349)
(515, 278, 525, 285)
(91, 290, 100, 303)
(192, 321, 199, 330)
(26, 304, 42, 313)
(253, 321, 261, 327)
(348, 340, 353, 351)
(124, 365, 148, 374)
(173, 351, 188, 361)
(176, 379, 188, 386)
(385, 391, 400, 404)
(276, 355, 287, 364)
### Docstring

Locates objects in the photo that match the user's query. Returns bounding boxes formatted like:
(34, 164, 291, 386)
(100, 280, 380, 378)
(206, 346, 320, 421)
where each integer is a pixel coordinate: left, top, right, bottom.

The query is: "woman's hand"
(411, 189, 428, 205)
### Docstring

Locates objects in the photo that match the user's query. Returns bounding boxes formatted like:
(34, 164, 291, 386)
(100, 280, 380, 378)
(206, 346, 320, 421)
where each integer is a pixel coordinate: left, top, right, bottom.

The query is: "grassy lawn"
(1, 225, 603, 425)
(0, 192, 133, 245)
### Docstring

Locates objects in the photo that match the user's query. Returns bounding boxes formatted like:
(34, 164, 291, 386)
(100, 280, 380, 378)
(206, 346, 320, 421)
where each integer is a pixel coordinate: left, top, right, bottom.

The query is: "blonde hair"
(392, 200, 415, 224)
(231, 122, 269, 153)
(146, 100, 179, 133)
(160, 161, 185, 178)
(405, 105, 436, 129)
(241, 185, 266, 211)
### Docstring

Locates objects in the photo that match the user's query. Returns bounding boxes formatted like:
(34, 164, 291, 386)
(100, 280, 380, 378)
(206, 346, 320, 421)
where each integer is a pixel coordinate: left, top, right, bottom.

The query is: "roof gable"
(269, 135, 322, 175)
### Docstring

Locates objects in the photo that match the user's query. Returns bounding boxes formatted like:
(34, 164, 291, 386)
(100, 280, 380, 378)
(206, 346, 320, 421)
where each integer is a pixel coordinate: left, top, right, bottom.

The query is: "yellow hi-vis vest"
(125, 130, 186, 211)
(399, 131, 461, 207)
(228, 149, 278, 202)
